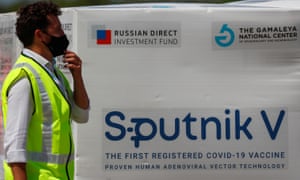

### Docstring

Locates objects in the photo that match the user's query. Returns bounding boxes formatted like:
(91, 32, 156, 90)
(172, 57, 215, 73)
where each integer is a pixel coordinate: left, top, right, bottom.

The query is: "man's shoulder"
(2, 67, 30, 93)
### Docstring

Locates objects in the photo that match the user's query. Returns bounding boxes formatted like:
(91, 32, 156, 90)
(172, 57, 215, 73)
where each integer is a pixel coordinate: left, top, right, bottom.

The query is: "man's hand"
(63, 50, 89, 110)
(9, 163, 27, 180)
(63, 50, 82, 77)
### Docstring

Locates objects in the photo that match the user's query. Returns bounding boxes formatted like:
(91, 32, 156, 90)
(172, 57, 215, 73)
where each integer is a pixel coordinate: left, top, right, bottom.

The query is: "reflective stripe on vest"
(13, 62, 74, 163)
(27, 152, 74, 164)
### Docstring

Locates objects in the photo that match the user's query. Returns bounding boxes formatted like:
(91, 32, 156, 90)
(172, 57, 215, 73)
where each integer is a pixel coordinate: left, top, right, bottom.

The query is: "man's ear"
(34, 29, 47, 43)
(34, 29, 44, 40)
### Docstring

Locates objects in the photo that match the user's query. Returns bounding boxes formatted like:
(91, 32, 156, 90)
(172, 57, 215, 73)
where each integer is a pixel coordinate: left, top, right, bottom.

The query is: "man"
(1, 1, 90, 179)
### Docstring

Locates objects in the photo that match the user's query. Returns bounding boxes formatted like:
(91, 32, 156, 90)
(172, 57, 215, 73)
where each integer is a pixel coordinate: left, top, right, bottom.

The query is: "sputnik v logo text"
(104, 108, 286, 148)
(215, 24, 235, 47)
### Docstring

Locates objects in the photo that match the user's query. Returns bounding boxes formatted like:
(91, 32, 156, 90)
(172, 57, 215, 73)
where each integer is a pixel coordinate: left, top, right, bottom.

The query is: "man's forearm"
(73, 75, 89, 109)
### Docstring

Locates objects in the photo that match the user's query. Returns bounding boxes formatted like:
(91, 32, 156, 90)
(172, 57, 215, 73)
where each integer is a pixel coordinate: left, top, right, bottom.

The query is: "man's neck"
(26, 45, 53, 63)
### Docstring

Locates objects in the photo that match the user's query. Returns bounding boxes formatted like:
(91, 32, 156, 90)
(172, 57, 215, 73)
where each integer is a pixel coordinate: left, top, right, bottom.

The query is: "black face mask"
(44, 34, 69, 57)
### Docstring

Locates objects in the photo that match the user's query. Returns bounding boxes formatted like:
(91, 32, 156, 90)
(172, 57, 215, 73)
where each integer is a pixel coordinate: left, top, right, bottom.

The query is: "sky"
(0, 0, 20, 6)
(0, 0, 40, 7)
(1, 0, 18, 4)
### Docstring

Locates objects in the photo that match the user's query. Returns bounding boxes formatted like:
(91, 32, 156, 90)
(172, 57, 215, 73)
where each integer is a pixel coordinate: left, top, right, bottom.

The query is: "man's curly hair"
(16, 1, 62, 47)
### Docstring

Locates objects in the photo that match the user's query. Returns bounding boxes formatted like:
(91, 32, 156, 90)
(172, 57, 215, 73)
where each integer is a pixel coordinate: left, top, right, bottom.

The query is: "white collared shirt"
(4, 48, 89, 163)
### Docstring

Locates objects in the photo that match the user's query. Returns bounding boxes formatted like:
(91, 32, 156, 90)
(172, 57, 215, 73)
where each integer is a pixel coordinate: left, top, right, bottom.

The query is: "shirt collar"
(23, 48, 55, 72)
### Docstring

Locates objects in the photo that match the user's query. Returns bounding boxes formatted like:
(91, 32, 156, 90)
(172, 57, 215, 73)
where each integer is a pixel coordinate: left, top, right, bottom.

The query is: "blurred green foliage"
(0, 0, 239, 13)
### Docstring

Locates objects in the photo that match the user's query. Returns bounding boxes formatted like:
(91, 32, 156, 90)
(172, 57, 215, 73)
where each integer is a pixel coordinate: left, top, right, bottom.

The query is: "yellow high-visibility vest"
(2, 53, 74, 180)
